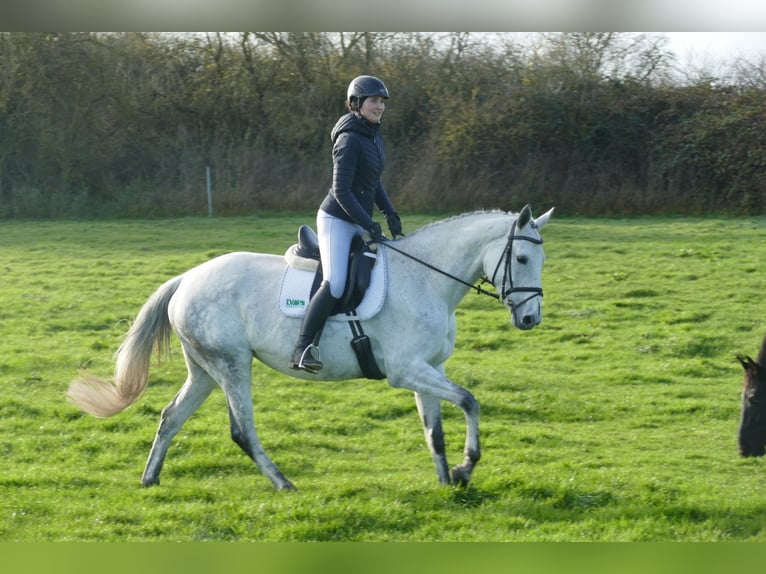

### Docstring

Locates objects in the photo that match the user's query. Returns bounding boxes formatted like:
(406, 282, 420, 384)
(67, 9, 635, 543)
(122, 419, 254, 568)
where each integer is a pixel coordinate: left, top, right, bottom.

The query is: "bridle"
(488, 218, 544, 309)
(377, 218, 544, 310)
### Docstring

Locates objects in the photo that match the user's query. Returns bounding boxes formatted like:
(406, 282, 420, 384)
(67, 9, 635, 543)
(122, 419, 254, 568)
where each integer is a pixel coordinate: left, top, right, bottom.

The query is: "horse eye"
(516, 255, 528, 264)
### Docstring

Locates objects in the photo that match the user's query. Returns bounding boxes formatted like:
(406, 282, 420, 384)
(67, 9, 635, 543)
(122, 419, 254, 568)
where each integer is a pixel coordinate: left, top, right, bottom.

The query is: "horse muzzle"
(503, 287, 543, 331)
(507, 297, 542, 330)
(513, 312, 541, 330)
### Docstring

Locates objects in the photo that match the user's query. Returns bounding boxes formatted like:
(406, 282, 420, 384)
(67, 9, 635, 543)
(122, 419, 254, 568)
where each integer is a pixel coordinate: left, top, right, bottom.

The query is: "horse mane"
(399, 209, 511, 241)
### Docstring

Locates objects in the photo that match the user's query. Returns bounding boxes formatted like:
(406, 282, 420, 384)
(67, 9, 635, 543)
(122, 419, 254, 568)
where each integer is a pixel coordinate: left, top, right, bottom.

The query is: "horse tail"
(67, 274, 184, 418)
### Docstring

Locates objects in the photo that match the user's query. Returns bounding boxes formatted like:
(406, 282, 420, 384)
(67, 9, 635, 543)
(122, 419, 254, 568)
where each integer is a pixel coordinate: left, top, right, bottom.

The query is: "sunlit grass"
(1, 213, 765, 540)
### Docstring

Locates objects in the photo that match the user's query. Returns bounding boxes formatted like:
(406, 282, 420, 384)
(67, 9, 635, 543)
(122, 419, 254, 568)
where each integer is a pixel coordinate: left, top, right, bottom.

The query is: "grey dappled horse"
(68, 206, 553, 490)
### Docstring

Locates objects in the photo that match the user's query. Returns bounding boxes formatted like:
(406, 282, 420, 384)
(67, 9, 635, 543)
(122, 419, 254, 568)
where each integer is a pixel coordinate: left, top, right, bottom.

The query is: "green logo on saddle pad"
(286, 298, 305, 308)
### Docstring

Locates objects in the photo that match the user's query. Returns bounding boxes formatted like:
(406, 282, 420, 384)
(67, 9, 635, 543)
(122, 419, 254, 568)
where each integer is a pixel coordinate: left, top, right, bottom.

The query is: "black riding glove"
(386, 212, 403, 238)
(367, 222, 386, 242)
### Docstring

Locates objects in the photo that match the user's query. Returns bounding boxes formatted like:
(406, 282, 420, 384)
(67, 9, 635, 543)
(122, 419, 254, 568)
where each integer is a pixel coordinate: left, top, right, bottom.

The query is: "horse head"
(484, 205, 553, 331)
(738, 346, 766, 457)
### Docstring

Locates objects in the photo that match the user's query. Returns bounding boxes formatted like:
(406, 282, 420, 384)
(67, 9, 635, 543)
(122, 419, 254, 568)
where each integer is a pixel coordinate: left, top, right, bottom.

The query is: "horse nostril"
(522, 315, 533, 327)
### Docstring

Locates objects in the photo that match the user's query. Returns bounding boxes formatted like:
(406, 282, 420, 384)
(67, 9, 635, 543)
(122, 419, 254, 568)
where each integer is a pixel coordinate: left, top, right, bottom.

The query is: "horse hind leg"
(142, 363, 217, 487)
(144, 343, 295, 491)
(223, 378, 296, 491)
(179, 341, 296, 491)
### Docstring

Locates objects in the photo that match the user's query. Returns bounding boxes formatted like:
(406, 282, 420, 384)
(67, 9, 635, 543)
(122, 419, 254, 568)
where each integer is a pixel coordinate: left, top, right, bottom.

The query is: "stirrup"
(291, 344, 323, 373)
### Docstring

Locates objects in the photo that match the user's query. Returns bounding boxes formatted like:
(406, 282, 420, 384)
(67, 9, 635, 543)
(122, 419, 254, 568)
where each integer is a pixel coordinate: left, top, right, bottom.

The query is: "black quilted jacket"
(319, 112, 396, 230)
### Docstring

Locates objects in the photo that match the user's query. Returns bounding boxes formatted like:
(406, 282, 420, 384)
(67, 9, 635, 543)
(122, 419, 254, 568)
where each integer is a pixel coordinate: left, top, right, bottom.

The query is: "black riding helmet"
(346, 75, 389, 111)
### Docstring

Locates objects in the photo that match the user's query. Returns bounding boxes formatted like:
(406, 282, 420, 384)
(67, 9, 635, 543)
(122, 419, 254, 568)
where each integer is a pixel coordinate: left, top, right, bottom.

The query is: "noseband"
(488, 219, 544, 310)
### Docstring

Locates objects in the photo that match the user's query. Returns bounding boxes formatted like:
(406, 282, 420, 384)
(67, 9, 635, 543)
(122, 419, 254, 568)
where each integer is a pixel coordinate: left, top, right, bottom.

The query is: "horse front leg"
(391, 364, 480, 487)
(414, 392, 450, 484)
(450, 391, 481, 487)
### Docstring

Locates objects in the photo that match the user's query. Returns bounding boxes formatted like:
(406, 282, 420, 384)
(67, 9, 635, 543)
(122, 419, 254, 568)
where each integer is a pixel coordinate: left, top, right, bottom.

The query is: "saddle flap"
(279, 245, 387, 321)
(338, 236, 376, 311)
(309, 234, 376, 313)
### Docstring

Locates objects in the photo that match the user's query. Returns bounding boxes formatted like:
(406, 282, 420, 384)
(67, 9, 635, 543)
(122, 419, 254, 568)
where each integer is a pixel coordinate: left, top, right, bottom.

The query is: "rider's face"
(360, 96, 386, 124)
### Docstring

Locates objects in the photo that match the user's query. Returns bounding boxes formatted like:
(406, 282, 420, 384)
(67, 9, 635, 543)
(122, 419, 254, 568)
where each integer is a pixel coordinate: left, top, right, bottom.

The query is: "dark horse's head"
(737, 333, 766, 457)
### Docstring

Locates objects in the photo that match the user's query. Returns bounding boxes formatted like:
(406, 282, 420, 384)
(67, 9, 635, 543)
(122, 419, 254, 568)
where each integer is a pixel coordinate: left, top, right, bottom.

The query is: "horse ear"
(517, 204, 532, 228)
(737, 355, 753, 370)
(534, 207, 555, 230)
(738, 356, 765, 387)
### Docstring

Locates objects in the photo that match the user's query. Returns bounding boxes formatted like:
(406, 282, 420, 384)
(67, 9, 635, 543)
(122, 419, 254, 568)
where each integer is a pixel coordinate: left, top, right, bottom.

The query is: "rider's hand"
(367, 222, 386, 242)
(385, 212, 403, 238)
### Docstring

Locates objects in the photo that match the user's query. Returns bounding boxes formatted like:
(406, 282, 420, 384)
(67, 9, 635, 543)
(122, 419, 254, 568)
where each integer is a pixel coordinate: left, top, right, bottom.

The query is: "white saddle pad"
(278, 248, 387, 321)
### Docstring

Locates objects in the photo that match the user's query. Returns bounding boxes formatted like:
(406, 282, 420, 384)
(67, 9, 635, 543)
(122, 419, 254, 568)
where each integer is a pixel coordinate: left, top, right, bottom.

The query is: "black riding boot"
(289, 281, 338, 373)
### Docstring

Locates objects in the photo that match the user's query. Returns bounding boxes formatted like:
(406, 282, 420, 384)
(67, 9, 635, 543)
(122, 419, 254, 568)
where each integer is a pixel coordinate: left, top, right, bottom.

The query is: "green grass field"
(1, 212, 765, 541)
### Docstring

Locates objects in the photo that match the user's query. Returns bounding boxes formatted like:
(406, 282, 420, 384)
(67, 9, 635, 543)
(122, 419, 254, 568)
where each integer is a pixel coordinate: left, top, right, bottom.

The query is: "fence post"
(206, 165, 213, 217)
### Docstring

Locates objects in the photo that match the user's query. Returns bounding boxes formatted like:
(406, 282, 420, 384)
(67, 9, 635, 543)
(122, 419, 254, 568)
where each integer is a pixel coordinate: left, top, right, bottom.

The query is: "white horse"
(68, 205, 553, 490)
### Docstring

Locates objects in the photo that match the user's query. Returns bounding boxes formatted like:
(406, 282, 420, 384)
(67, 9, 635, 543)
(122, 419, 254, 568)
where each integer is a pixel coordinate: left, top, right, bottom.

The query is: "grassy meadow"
(1, 211, 766, 542)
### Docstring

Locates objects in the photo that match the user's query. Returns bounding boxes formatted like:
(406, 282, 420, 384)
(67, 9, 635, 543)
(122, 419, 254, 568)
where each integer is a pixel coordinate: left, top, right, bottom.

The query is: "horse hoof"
(277, 481, 298, 492)
(450, 466, 471, 488)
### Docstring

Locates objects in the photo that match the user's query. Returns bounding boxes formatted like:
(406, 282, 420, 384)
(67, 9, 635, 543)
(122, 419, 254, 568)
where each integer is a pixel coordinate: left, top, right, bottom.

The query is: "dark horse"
(737, 332, 766, 457)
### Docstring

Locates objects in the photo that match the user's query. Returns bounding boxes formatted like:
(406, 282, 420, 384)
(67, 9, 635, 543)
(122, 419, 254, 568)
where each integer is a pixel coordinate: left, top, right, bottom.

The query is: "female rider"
(289, 75, 403, 373)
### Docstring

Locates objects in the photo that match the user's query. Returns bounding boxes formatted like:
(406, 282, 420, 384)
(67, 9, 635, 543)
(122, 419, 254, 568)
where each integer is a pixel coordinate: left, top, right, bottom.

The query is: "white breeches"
(317, 209, 365, 298)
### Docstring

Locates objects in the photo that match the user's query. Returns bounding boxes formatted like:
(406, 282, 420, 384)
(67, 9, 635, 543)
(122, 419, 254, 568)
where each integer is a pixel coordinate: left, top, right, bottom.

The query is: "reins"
(375, 218, 544, 306)
(380, 240, 502, 300)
